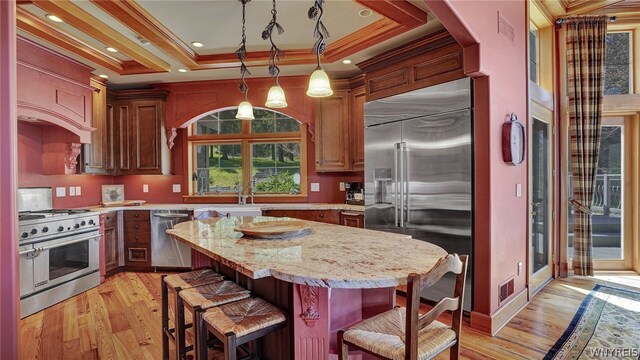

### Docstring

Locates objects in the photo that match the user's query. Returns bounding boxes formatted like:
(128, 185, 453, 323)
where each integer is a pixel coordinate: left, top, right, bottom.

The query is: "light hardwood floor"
(19, 272, 640, 360)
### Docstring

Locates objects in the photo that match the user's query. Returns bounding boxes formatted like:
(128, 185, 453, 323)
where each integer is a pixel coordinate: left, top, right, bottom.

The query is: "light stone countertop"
(84, 203, 365, 214)
(167, 216, 447, 288)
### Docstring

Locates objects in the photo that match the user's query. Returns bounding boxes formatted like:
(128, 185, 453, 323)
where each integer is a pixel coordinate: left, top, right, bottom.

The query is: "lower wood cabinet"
(103, 212, 119, 275)
(262, 209, 341, 225)
(123, 210, 152, 270)
(340, 211, 365, 228)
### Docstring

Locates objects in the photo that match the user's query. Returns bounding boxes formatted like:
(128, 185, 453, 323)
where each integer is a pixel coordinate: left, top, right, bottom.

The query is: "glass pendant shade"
(306, 68, 333, 97)
(265, 85, 288, 108)
(236, 100, 255, 120)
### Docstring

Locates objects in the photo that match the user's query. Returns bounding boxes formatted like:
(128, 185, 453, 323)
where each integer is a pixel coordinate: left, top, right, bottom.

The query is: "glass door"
(568, 117, 630, 270)
(530, 117, 553, 293)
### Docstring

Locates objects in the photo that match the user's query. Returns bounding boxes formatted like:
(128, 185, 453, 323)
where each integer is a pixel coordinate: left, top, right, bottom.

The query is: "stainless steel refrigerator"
(364, 78, 473, 311)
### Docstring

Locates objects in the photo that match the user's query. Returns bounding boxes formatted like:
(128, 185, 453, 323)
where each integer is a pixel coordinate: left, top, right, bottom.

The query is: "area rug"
(544, 284, 640, 360)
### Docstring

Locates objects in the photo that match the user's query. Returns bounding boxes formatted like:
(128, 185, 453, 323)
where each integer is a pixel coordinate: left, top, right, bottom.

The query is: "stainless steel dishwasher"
(151, 210, 192, 268)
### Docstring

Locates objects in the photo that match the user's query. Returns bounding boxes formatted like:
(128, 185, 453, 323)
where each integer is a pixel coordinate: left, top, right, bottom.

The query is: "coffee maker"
(345, 182, 364, 205)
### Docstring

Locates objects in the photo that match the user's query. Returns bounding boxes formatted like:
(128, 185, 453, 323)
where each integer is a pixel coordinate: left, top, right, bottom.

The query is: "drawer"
(124, 210, 150, 221)
(125, 244, 150, 267)
(124, 220, 150, 233)
(263, 209, 340, 224)
(125, 230, 150, 244)
(103, 211, 118, 228)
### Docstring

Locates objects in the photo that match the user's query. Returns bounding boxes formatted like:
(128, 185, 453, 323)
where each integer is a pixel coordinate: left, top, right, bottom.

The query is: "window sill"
(183, 194, 309, 204)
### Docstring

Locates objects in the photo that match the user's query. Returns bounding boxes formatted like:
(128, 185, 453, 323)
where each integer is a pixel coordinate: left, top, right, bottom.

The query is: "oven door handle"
(37, 234, 100, 251)
(19, 248, 36, 256)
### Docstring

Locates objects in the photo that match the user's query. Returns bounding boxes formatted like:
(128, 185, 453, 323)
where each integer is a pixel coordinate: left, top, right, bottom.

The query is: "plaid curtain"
(566, 16, 607, 276)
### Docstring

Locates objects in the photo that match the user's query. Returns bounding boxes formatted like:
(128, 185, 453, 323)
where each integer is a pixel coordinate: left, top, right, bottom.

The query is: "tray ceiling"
(17, 0, 442, 88)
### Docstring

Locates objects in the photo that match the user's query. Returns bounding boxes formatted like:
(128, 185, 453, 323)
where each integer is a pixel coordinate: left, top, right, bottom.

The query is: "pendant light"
(263, 0, 287, 108)
(306, 0, 333, 98)
(235, 0, 254, 120)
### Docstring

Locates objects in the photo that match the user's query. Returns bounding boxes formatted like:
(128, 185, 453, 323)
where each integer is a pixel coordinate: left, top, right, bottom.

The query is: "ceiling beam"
(565, 0, 626, 15)
(325, 18, 406, 62)
(16, 7, 123, 73)
(353, 0, 428, 28)
(31, 0, 171, 72)
(195, 50, 318, 70)
(89, 0, 198, 68)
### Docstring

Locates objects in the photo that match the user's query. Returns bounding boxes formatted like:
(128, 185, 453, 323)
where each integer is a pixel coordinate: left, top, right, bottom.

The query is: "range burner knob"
(74, 224, 80, 229)
(58, 226, 64, 232)
(21, 232, 29, 239)
(80, 221, 86, 226)
(88, 219, 95, 225)
(30, 229, 38, 235)
(42, 227, 49, 233)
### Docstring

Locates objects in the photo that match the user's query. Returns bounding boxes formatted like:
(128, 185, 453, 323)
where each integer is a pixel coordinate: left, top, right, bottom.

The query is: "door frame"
(529, 100, 555, 295)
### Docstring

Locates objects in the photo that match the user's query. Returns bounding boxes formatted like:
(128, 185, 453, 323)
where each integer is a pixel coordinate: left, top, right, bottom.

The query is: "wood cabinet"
(262, 209, 341, 225)
(102, 211, 120, 276)
(82, 76, 109, 174)
(314, 78, 365, 172)
(84, 89, 170, 175)
(123, 210, 152, 270)
(340, 211, 364, 228)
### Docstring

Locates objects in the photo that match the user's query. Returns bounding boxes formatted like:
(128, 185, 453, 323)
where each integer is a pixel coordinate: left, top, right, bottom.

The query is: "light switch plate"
(515, 183, 522, 197)
(172, 184, 181, 193)
(339, 182, 345, 191)
(69, 187, 76, 196)
(55, 187, 66, 197)
(311, 183, 320, 192)
(75, 186, 81, 196)
(143, 184, 149, 193)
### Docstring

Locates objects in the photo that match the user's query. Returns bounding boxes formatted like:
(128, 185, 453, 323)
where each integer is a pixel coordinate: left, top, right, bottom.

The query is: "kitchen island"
(167, 216, 447, 359)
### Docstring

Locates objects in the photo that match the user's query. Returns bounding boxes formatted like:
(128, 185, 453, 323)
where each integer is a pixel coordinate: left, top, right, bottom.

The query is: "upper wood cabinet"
(85, 89, 171, 175)
(82, 76, 108, 174)
(314, 79, 365, 172)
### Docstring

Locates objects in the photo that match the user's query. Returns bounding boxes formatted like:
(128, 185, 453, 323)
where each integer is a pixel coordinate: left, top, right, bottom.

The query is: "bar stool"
(162, 268, 225, 360)
(196, 297, 287, 360)
(177, 281, 251, 359)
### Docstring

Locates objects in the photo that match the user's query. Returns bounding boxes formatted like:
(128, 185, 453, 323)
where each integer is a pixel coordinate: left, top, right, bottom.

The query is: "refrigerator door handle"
(400, 142, 406, 228)
(394, 142, 400, 227)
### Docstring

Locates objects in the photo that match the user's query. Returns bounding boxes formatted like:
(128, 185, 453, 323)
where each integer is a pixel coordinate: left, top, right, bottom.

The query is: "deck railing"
(568, 173, 622, 217)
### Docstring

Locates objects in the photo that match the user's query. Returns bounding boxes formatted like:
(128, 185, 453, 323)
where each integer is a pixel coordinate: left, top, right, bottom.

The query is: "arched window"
(188, 108, 307, 197)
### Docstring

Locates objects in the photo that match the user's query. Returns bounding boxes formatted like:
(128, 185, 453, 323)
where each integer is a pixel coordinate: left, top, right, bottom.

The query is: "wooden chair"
(196, 297, 287, 360)
(162, 268, 225, 360)
(338, 254, 468, 360)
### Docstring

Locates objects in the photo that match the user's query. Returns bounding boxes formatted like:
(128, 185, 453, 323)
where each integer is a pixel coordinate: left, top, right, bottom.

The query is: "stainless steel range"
(18, 188, 101, 318)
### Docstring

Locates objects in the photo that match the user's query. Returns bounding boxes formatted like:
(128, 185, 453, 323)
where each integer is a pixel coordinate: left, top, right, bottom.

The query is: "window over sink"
(188, 108, 307, 197)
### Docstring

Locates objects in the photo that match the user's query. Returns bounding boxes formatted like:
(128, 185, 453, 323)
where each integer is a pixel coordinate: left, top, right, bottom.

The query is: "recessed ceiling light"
(98, 74, 109, 79)
(105, 47, 118, 53)
(342, 59, 352, 65)
(358, 8, 373, 17)
(46, 14, 63, 23)
(178, 68, 188, 73)
(137, 36, 150, 45)
(191, 41, 204, 48)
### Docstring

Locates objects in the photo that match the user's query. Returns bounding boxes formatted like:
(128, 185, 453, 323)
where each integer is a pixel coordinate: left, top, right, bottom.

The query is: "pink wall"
(0, 1, 19, 358)
(426, 0, 529, 320)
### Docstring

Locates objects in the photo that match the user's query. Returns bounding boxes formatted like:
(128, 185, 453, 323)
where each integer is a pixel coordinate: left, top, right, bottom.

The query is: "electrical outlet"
(518, 261, 523, 276)
(516, 183, 522, 197)
(75, 186, 81, 195)
(69, 186, 76, 196)
(339, 182, 345, 191)
(143, 184, 149, 193)
(55, 187, 66, 197)
(172, 184, 181, 193)
(311, 183, 320, 192)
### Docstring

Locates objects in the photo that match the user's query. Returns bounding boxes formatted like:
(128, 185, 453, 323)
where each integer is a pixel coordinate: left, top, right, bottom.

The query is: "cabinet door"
(104, 226, 119, 272)
(351, 86, 366, 171)
(105, 101, 115, 173)
(315, 90, 351, 171)
(82, 78, 107, 174)
(341, 212, 364, 228)
(132, 100, 164, 174)
(117, 102, 132, 173)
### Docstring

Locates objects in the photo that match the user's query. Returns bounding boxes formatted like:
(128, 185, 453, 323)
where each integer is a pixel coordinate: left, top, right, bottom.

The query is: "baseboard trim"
(470, 288, 528, 336)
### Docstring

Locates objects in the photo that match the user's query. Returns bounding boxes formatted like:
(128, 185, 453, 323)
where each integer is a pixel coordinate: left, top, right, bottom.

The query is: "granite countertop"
(85, 203, 365, 213)
(167, 216, 447, 288)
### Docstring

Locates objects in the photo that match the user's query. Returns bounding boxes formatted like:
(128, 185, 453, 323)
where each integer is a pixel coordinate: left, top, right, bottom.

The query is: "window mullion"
(242, 139, 251, 194)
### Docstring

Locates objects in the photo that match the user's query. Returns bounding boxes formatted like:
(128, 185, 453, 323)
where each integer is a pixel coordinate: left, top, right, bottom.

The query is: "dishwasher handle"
(153, 213, 191, 219)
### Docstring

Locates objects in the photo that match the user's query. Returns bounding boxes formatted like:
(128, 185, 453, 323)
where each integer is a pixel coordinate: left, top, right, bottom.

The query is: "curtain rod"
(555, 16, 617, 28)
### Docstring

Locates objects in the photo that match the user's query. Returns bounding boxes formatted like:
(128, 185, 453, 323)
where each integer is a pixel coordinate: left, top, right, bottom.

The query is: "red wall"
(426, 0, 529, 320)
